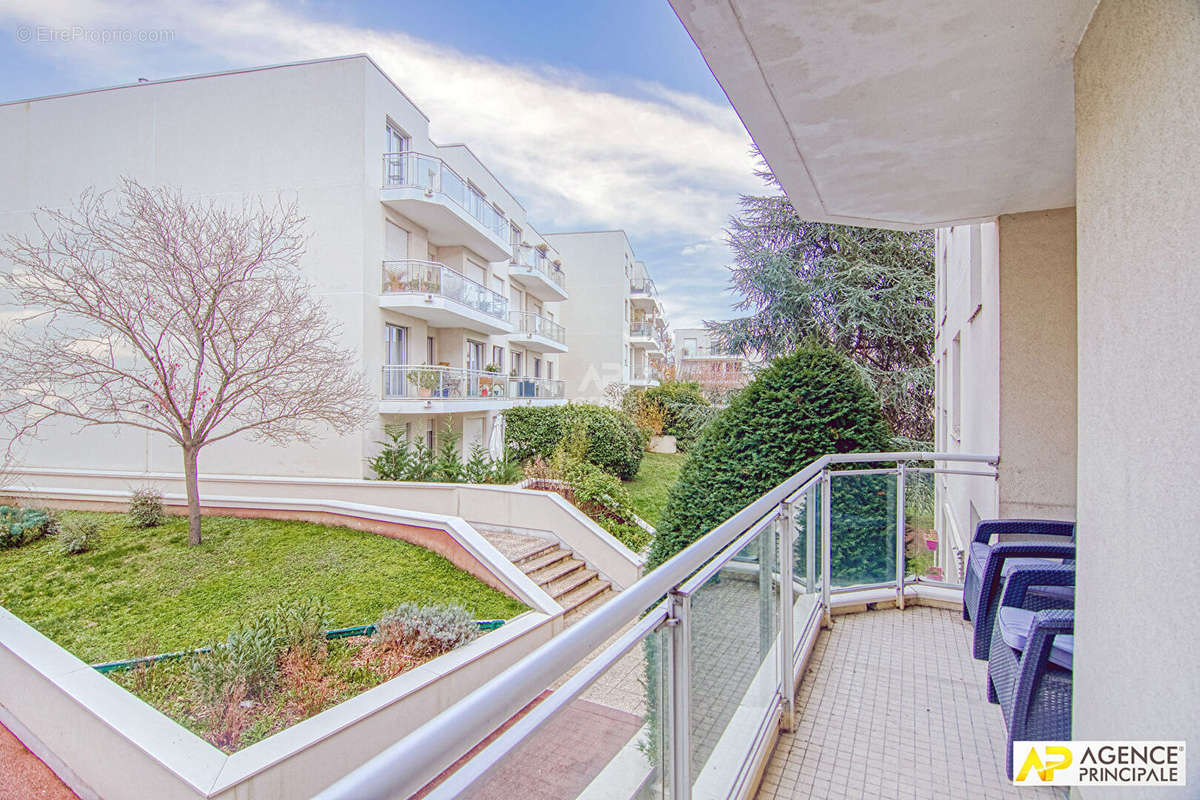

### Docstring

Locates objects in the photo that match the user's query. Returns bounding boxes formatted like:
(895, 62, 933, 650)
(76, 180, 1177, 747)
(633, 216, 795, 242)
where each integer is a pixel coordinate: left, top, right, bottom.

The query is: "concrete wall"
(934, 210, 1077, 570)
(1073, 0, 1200, 794)
(996, 208, 1077, 520)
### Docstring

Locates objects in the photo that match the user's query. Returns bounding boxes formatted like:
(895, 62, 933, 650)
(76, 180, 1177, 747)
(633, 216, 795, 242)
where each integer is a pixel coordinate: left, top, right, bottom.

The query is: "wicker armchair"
(963, 519, 1076, 658)
(986, 564, 1075, 778)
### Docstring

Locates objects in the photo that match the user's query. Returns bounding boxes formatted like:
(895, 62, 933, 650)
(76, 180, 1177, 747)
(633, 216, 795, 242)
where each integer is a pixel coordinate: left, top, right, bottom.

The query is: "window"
(533, 358, 542, 378)
(467, 340, 484, 372)
(683, 338, 698, 358)
(492, 345, 504, 369)
(385, 221, 409, 262)
(968, 225, 983, 321)
(426, 336, 436, 365)
(385, 123, 409, 184)
(951, 333, 962, 440)
(511, 351, 522, 376)
(510, 223, 522, 259)
(547, 362, 554, 380)
(384, 325, 408, 397)
(469, 184, 486, 220)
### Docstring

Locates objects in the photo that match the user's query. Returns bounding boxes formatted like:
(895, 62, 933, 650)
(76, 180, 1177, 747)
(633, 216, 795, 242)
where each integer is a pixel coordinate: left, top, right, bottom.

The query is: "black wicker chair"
(986, 564, 1075, 779)
(963, 519, 1076, 658)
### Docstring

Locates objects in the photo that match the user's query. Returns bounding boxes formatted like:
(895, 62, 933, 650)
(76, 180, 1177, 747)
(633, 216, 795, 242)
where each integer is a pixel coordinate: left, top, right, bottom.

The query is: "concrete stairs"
(511, 542, 614, 621)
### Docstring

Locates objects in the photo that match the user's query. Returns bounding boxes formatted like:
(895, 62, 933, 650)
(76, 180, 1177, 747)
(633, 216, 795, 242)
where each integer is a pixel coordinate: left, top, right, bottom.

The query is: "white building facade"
(0, 55, 569, 479)
(674, 326, 753, 397)
(543, 231, 671, 403)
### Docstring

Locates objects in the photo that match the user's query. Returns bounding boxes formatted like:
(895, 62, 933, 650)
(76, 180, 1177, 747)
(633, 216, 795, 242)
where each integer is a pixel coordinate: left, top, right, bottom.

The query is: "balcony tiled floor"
(756, 605, 1067, 800)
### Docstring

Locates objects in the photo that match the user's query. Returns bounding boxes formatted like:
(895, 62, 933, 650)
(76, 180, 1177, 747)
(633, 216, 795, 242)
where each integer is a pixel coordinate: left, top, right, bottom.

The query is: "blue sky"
(0, 0, 765, 326)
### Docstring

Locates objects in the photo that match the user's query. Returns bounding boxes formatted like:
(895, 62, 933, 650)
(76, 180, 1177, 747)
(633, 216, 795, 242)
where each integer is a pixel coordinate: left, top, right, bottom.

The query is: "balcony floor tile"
(757, 605, 1067, 800)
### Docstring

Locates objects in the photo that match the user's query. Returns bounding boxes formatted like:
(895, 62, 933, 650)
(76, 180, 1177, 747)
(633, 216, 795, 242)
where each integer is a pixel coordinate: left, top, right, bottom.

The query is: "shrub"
(641, 381, 711, 451)
(649, 347, 892, 572)
(57, 517, 100, 555)
(0, 505, 53, 549)
(375, 602, 477, 658)
(127, 488, 166, 528)
(503, 403, 643, 480)
(369, 424, 518, 484)
(263, 598, 328, 657)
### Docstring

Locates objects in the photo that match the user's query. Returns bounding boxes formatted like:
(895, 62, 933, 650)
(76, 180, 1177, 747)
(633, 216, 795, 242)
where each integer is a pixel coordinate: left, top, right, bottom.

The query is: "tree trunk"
(182, 445, 202, 546)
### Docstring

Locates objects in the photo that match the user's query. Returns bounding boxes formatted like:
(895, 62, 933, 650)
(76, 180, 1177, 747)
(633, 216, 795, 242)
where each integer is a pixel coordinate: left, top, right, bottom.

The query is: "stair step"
(557, 578, 611, 614)
(535, 559, 585, 587)
(512, 542, 559, 566)
(521, 549, 572, 574)
(563, 585, 614, 621)
(548, 569, 598, 599)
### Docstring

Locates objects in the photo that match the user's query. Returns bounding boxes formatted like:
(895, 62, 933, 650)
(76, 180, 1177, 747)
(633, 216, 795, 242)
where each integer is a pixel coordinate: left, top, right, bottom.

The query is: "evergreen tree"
(710, 156, 935, 444)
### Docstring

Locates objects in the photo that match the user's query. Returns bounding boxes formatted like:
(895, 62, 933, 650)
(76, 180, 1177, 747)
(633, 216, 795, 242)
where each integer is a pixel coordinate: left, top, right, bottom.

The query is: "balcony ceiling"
(670, 0, 1097, 229)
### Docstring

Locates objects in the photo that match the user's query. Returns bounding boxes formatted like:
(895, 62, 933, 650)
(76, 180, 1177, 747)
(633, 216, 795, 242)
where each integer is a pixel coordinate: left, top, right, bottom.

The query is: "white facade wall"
(0, 56, 567, 479)
(544, 231, 669, 402)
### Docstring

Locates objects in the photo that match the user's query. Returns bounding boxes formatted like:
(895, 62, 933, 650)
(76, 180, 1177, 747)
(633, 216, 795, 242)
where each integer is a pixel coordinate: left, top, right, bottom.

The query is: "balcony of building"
(380, 260, 513, 336)
(319, 453, 1053, 800)
(629, 277, 661, 312)
(509, 310, 568, 354)
(510, 244, 568, 302)
(630, 320, 667, 357)
(381, 153, 512, 262)
(380, 365, 565, 414)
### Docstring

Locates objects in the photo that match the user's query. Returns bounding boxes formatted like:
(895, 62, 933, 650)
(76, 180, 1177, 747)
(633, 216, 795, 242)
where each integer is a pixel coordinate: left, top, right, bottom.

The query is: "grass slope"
(0, 512, 526, 662)
(625, 452, 686, 529)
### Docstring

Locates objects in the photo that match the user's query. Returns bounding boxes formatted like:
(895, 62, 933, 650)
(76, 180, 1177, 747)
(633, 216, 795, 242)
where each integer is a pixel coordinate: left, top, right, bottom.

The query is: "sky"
(0, 0, 768, 327)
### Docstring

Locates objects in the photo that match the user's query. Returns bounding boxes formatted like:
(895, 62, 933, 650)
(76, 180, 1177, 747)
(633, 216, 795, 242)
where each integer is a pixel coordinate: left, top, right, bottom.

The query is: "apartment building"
(542, 231, 671, 402)
(0, 55, 567, 479)
(674, 326, 753, 397)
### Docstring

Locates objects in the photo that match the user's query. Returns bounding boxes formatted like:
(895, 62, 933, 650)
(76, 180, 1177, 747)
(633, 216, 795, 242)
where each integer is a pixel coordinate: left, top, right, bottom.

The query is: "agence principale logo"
(1014, 741, 1186, 786)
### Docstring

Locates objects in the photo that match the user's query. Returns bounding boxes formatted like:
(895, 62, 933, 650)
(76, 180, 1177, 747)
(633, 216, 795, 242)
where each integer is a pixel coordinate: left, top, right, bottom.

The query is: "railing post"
(896, 461, 907, 610)
(777, 502, 796, 732)
(805, 485, 816, 594)
(667, 590, 691, 799)
(820, 470, 832, 628)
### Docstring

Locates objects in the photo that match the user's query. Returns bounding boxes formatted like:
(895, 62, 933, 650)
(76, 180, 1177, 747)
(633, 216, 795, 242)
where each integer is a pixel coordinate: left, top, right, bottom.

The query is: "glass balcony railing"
(320, 452, 998, 800)
(381, 260, 508, 322)
(631, 320, 668, 351)
(512, 245, 567, 290)
(382, 152, 508, 241)
(381, 365, 565, 401)
(630, 277, 658, 297)
(509, 311, 565, 345)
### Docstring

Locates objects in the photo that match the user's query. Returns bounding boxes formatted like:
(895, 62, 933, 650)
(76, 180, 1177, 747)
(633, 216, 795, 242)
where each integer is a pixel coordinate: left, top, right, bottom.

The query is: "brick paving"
(756, 606, 1067, 800)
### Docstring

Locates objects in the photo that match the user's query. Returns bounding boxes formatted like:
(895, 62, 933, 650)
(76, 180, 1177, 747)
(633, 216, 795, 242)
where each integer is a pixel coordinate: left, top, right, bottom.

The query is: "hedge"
(503, 403, 644, 480)
(648, 347, 893, 575)
(630, 381, 711, 451)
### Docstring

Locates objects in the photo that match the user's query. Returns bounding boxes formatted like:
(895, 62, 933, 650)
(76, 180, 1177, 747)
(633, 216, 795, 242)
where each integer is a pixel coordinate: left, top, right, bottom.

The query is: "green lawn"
(0, 512, 526, 663)
(625, 452, 687, 528)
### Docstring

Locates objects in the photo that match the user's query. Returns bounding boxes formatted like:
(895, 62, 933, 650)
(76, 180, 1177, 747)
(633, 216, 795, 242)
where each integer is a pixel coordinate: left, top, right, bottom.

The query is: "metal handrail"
(381, 365, 565, 401)
(508, 310, 565, 344)
(631, 277, 658, 297)
(511, 244, 567, 289)
(316, 451, 996, 800)
(381, 151, 508, 240)
(381, 260, 509, 321)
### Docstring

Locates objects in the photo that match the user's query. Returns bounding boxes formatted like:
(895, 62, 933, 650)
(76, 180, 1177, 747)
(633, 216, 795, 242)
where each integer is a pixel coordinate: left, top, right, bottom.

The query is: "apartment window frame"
(492, 345, 505, 370)
(511, 351, 523, 377)
(533, 357, 542, 378)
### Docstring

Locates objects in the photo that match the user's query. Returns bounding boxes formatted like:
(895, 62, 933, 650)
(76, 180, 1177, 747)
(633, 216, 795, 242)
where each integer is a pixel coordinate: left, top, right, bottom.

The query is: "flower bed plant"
(107, 600, 482, 752)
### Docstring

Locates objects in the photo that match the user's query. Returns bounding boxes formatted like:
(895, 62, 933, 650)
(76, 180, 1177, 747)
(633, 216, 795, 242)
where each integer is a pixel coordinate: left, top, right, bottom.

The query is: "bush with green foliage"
(503, 403, 643, 480)
(369, 425, 521, 484)
(649, 347, 892, 573)
(57, 517, 100, 555)
(128, 488, 166, 528)
(0, 505, 53, 549)
(375, 602, 477, 658)
(625, 381, 712, 451)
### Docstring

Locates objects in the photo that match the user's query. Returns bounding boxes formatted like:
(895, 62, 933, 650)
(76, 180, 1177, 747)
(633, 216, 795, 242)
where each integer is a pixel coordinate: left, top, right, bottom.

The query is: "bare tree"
(0, 180, 371, 545)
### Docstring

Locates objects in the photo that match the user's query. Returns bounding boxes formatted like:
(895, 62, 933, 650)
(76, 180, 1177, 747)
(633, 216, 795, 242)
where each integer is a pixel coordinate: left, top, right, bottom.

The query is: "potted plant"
(480, 363, 501, 396)
(407, 367, 442, 397)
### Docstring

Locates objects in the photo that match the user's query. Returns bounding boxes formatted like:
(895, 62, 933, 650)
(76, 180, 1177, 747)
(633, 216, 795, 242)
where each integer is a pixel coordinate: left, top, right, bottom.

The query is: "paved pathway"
(0, 723, 78, 800)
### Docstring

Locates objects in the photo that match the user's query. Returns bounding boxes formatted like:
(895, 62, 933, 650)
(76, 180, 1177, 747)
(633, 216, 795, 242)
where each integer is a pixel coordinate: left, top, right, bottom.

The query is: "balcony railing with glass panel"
(512, 245, 567, 291)
(509, 311, 566, 345)
(318, 451, 995, 800)
(630, 277, 658, 298)
(381, 260, 508, 322)
(381, 365, 565, 402)
(382, 152, 508, 240)
(630, 320, 668, 353)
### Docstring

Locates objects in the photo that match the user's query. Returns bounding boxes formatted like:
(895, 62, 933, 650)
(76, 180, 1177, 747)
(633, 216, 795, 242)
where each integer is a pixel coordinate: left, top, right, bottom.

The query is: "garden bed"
(0, 511, 525, 663)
